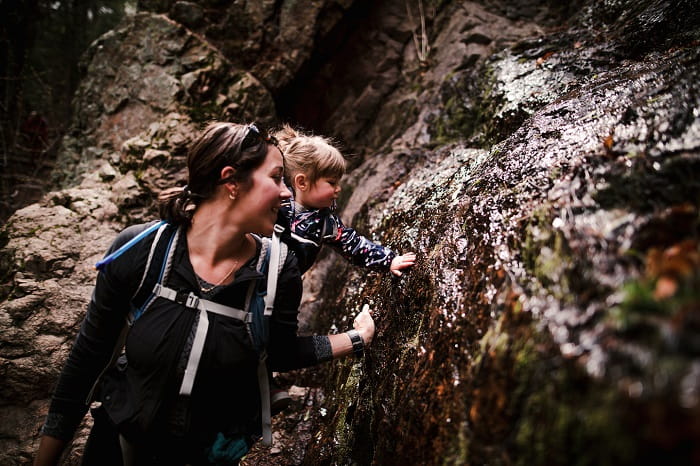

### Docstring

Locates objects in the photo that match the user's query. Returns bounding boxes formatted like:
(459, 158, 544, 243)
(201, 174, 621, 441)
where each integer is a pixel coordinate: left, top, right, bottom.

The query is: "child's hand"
(390, 253, 416, 276)
(354, 304, 375, 345)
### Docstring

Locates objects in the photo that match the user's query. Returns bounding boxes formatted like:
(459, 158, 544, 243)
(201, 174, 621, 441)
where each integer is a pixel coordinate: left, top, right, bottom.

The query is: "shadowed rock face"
(304, 44, 700, 465)
(1, 0, 699, 465)
(297, 1, 700, 465)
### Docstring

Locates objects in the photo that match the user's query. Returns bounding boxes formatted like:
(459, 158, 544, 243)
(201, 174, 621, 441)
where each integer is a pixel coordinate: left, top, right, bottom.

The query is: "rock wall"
(0, 0, 699, 465)
(302, 1, 700, 464)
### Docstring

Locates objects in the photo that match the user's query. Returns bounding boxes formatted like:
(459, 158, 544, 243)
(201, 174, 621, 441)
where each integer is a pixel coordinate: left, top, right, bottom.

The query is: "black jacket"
(43, 222, 323, 448)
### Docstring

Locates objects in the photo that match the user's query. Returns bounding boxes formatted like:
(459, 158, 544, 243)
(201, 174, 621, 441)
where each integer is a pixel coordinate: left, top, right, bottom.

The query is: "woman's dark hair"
(158, 122, 271, 226)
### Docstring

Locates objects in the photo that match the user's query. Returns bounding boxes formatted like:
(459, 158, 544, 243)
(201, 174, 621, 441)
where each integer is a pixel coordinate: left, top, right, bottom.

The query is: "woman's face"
(235, 146, 291, 235)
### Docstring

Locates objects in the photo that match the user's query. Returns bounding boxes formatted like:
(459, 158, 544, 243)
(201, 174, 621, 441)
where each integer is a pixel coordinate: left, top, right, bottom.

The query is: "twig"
(405, 0, 430, 65)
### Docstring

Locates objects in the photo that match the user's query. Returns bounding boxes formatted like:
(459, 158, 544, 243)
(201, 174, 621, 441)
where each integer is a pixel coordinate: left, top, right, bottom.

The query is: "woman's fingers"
(354, 304, 375, 344)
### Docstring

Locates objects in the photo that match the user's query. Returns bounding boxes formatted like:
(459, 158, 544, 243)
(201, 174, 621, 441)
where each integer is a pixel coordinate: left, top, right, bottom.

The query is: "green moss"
(520, 207, 575, 301)
(447, 421, 471, 466)
(610, 269, 700, 332)
(433, 64, 499, 147)
(451, 305, 638, 466)
(513, 378, 635, 466)
(510, 332, 636, 465)
(329, 362, 364, 459)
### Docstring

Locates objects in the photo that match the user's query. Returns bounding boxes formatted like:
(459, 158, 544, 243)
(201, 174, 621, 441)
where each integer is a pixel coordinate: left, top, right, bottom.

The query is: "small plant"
(405, 0, 431, 66)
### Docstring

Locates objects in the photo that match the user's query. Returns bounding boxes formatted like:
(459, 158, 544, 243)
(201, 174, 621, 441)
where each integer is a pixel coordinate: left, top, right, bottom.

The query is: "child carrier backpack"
(91, 221, 287, 446)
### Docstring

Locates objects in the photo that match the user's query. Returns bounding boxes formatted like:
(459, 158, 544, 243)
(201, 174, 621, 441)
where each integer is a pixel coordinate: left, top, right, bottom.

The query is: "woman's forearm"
(329, 307, 374, 358)
(34, 435, 66, 466)
(329, 332, 355, 358)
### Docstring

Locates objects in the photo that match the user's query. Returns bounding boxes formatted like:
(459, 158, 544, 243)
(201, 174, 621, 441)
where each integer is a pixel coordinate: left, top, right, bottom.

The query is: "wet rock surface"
(1, 0, 699, 464)
(300, 1, 700, 465)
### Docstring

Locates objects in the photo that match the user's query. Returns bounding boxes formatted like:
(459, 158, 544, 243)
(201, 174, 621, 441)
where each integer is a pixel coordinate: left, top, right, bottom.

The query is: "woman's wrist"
(346, 329, 364, 358)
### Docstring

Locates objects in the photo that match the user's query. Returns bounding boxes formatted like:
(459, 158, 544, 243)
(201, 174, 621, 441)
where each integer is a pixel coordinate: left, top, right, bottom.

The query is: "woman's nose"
(281, 184, 292, 199)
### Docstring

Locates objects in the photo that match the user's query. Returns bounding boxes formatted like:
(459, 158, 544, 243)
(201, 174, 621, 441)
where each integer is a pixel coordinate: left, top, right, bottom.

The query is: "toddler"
(274, 124, 416, 276)
(269, 125, 416, 413)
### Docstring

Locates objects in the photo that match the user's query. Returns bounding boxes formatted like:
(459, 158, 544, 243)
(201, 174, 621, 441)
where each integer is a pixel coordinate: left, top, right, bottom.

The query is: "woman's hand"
(390, 252, 416, 276)
(329, 305, 375, 358)
(353, 304, 375, 346)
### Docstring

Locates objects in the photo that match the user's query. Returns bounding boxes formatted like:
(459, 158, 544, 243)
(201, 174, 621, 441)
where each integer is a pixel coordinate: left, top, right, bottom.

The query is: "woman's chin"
(259, 223, 274, 237)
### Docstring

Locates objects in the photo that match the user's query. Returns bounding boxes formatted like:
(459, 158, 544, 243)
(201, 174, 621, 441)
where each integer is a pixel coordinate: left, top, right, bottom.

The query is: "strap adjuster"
(186, 293, 200, 309)
(174, 290, 200, 309)
(174, 290, 188, 305)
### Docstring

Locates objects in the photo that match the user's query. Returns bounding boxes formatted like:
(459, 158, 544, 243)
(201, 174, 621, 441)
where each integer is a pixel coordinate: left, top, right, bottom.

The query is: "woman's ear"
(220, 166, 238, 198)
(294, 173, 309, 191)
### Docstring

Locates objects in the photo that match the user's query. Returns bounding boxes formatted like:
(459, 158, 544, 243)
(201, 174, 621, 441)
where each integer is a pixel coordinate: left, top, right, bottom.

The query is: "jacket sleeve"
(326, 213, 397, 271)
(41, 224, 151, 441)
(267, 251, 332, 371)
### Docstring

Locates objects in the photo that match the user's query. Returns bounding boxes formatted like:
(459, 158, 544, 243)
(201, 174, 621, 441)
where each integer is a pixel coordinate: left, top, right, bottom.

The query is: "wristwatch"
(346, 329, 364, 358)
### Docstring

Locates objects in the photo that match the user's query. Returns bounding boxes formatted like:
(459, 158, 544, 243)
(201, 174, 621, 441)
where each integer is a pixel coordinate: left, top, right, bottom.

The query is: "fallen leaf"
(654, 276, 678, 300)
(536, 51, 555, 67)
(603, 134, 614, 151)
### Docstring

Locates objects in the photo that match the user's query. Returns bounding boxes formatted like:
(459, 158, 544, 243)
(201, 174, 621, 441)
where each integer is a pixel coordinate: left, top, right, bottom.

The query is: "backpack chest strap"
(153, 284, 250, 322)
(152, 283, 251, 396)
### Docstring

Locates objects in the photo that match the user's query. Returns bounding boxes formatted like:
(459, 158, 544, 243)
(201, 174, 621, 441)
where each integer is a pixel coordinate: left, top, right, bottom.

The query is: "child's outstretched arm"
(327, 213, 413, 274)
(390, 252, 416, 277)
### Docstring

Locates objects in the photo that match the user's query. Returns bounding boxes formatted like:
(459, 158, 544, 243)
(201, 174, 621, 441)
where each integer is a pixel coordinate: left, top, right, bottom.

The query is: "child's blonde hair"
(274, 124, 346, 185)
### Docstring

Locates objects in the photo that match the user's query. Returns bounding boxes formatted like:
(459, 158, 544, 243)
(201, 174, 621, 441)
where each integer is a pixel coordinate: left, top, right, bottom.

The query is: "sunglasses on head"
(217, 124, 280, 185)
(241, 123, 278, 151)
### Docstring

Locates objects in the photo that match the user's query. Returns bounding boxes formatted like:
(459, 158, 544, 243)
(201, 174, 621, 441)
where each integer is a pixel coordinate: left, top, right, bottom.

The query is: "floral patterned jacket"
(276, 200, 396, 274)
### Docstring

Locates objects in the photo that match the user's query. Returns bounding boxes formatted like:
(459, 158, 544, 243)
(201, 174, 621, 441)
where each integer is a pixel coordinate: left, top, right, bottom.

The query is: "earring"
(229, 192, 236, 201)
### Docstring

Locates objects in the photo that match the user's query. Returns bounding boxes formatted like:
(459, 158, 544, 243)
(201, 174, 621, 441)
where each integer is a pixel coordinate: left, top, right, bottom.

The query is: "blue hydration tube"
(95, 220, 166, 270)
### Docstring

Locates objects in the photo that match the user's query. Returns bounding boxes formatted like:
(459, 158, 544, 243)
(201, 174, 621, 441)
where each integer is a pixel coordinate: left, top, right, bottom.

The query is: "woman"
(34, 122, 375, 465)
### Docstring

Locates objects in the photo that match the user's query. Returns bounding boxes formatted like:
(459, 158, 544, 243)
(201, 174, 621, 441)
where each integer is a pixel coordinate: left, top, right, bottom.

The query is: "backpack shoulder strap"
(85, 220, 175, 404)
(264, 224, 288, 317)
(131, 223, 179, 320)
(252, 224, 288, 447)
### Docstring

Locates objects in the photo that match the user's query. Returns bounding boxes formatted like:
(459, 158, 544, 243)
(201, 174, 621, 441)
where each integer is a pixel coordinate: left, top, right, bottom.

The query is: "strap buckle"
(175, 290, 200, 309)
(186, 293, 200, 309)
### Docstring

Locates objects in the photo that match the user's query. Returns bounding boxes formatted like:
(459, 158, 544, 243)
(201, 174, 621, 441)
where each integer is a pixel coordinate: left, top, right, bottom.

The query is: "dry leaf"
(654, 276, 678, 300)
(603, 134, 614, 151)
(536, 51, 555, 67)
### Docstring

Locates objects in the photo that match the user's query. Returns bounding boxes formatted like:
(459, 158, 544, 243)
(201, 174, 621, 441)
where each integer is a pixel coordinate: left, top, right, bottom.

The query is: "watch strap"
(347, 329, 364, 358)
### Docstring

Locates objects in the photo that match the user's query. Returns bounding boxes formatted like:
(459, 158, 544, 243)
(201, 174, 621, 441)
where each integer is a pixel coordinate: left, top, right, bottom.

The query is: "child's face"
(298, 176, 341, 209)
